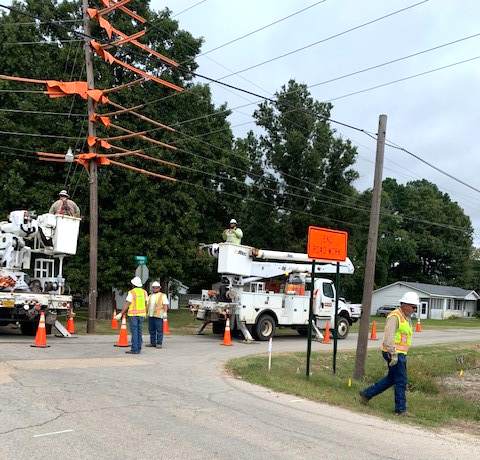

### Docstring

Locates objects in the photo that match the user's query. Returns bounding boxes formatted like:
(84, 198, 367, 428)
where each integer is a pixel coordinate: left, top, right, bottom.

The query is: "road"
(1, 328, 479, 460)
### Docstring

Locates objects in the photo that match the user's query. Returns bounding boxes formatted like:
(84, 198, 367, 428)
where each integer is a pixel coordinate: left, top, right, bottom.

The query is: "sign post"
(306, 227, 348, 378)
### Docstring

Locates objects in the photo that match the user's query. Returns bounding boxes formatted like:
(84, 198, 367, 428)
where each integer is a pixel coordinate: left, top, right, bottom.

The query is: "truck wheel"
(296, 327, 309, 337)
(20, 322, 36, 336)
(335, 318, 349, 340)
(212, 322, 225, 335)
(254, 314, 276, 341)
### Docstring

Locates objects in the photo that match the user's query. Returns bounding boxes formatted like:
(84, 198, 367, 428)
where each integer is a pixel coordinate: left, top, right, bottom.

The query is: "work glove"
(115, 313, 122, 321)
(388, 353, 398, 367)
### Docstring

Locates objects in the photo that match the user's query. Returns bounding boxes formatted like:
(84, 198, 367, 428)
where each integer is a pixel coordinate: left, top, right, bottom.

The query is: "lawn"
(69, 308, 205, 335)
(227, 342, 480, 430)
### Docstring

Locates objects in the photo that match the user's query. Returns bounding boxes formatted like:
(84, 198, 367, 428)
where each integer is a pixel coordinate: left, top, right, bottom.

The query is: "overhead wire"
(171, 0, 207, 18)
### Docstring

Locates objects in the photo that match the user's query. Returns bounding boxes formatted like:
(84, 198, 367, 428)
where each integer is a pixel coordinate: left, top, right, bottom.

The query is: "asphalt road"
(1, 328, 479, 460)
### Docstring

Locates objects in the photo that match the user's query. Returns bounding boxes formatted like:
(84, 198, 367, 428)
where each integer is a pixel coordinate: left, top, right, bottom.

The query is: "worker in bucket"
(116, 277, 147, 354)
(49, 190, 80, 217)
(146, 281, 169, 348)
(359, 291, 419, 417)
(222, 218, 243, 244)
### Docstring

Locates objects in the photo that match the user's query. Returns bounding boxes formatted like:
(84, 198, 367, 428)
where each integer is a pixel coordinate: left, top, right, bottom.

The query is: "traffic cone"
(114, 315, 129, 347)
(66, 315, 75, 334)
(322, 322, 331, 344)
(111, 309, 118, 330)
(163, 312, 170, 335)
(221, 317, 232, 346)
(31, 312, 49, 348)
(369, 321, 379, 340)
(416, 317, 422, 332)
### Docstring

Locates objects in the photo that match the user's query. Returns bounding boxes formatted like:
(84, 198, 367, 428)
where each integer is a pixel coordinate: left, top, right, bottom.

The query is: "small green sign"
(135, 255, 147, 265)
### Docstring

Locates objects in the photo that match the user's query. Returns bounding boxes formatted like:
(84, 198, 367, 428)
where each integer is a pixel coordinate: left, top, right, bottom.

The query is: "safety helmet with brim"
(131, 276, 143, 287)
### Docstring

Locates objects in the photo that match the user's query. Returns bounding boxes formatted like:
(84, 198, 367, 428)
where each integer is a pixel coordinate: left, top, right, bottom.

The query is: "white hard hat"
(151, 281, 161, 288)
(59, 189, 69, 198)
(230, 219, 237, 224)
(399, 291, 420, 306)
(131, 276, 142, 287)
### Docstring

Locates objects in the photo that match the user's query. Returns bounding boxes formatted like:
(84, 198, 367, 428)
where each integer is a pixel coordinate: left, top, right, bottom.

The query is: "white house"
(372, 281, 479, 320)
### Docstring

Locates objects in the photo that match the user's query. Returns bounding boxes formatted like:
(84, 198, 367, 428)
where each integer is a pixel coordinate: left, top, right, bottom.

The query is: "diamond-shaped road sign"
(135, 264, 149, 284)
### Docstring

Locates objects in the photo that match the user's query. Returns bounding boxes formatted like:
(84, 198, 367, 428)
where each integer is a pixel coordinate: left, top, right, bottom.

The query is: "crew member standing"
(49, 190, 81, 217)
(222, 218, 243, 244)
(146, 281, 169, 348)
(359, 292, 419, 417)
(116, 277, 147, 354)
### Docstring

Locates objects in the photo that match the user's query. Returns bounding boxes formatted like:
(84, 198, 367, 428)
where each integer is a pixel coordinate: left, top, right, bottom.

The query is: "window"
(323, 282, 334, 299)
(454, 300, 462, 311)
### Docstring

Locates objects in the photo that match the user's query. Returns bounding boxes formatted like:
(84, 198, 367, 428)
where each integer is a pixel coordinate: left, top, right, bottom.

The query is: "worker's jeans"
(363, 351, 408, 413)
(128, 316, 144, 353)
(148, 317, 164, 345)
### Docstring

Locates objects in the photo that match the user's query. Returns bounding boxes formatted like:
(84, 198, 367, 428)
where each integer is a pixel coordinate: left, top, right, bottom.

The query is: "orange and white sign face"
(307, 226, 348, 262)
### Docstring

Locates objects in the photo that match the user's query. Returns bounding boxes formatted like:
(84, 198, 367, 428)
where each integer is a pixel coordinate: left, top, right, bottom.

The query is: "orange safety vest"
(128, 288, 147, 317)
(149, 292, 166, 318)
(382, 309, 412, 355)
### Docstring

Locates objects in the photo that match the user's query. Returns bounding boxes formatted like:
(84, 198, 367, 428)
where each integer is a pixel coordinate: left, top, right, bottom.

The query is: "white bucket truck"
(190, 243, 361, 341)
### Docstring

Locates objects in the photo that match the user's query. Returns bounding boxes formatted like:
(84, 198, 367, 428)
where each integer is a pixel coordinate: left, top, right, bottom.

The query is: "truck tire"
(254, 314, 276, 341)
(20, 322, 36, 336)
(212, 321, 225, 335)
(335, 317, 349, 340)
(296, 327, 309, 337)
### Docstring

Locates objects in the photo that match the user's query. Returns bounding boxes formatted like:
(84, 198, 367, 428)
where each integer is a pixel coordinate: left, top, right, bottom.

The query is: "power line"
(4, 39, 82, 45)
(0, 19, 82, 26)
(0, 108, 85, 116)
(193, 0, 327, 60)
(211, 1, 429, 81)
(0, 130, 81, 140)
(172, 0, 207, 18)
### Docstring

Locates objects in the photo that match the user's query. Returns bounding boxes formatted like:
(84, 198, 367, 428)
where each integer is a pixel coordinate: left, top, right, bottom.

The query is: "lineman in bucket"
(359, 291, 419, 417)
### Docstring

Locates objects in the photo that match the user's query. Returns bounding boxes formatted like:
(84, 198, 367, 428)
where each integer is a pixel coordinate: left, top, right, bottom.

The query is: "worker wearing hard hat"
(359, 291, 419, 417)
(116, 277, 147, 354)
(222, 219, 243, 245)
(146, 281, 169, 348)
(49, 190, 81, 218)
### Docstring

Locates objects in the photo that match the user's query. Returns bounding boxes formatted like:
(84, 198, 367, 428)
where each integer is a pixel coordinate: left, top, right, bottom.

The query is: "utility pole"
(353, 114, 387, 380)
(83, 0, 98, 333)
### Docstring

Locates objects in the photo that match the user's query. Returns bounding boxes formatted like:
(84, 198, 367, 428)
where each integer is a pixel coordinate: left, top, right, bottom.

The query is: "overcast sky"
(148, 0, 480, 244)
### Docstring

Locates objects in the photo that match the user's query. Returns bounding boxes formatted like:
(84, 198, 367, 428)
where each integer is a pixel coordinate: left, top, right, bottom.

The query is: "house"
(371, 281, 479, 320)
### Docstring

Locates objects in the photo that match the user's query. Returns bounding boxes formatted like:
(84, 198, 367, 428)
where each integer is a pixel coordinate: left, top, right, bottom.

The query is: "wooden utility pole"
(83, 0, 98, 333)
(353, 114, 387, 380)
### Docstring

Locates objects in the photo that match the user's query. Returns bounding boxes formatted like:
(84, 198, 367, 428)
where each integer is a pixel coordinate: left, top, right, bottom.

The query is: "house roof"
(374, 281, 479, 299)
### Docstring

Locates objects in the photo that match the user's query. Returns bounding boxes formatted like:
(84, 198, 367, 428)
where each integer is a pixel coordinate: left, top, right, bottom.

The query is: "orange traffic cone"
(416, 317, 422, 332)
(221, 317, 233, 346)
(66, 315, 75, 334)
(322, 322, 331, 344)
(163, 312, 170, 335)
(369, 321, 379, 340)
(31, 312, 49, 348)
(111, 308, 118, 330)
(114, 315, 129, 347)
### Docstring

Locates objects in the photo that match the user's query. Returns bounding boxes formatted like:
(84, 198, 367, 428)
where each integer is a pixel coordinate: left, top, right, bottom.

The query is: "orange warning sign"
(307, 226, 348, 262)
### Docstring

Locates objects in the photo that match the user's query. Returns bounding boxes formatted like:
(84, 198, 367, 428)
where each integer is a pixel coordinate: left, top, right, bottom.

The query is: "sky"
(2, 0, 479, 243)
(149, 0, 480, 244)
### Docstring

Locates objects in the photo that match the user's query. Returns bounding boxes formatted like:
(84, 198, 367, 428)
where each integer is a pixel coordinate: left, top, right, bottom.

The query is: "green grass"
(350, 315, 480, 333)
(227, 342, 480, 429)
(69, 308, 204, 335)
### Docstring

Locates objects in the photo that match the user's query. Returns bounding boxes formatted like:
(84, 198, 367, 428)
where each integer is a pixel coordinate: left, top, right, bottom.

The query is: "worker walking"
(116, 277, 147, 354)
(146, 281, 169, 348)
(222, 218, 243, 244)
(49, 190, 81, 217)
(359, 292, 419, 417)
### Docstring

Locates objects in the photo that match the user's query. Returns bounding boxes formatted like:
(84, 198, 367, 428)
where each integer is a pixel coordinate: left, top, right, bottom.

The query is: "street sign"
(135, 264, 149, 284)
(307, 226, 348, 262)
(134, 255, 147, 265)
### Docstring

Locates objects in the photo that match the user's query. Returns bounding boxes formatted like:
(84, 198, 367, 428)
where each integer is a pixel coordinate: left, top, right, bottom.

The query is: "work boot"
(125, 351, 139, 354)
(358, 390, 369, 405)
(157, 344, 162, 349)
(145, 344, 156, 348)
(395, 411, 415, 418)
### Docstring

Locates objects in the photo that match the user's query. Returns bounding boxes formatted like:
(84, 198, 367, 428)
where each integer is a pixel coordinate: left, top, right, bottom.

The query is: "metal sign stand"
(333, 261, 340, 374)
(306, 259, 316, 379)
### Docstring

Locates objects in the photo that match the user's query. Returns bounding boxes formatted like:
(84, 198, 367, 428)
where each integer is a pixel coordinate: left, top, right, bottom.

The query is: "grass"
(69, 308, 203, 335)
(226, 342, 480, 429)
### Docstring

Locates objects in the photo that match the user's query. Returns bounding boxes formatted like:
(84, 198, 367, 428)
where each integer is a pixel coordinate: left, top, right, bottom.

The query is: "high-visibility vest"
(128, 288, 147, 317)
(382, 309, 412, 355)
(149, 292, 165, 318)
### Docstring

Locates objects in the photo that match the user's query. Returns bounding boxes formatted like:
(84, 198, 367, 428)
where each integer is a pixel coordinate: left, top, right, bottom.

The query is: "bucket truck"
(190, 243, 361, 341)
(0, 210, 80, 336)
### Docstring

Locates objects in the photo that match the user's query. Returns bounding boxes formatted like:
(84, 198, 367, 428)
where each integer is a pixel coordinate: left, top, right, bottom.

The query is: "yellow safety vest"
(149, 292, 165, 318)
(128, 288, 147, 317)
(382, 309, 412, 355)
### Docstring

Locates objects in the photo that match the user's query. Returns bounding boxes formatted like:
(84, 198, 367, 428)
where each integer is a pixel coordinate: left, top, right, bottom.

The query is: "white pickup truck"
(190, 243, 361, 341)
